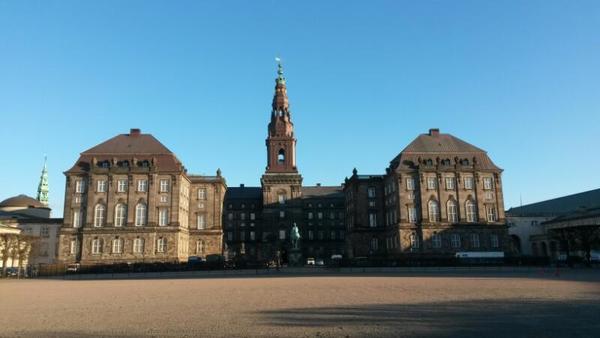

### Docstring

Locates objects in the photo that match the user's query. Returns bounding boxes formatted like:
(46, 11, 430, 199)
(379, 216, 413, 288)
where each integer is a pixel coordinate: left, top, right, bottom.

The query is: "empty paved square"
(1, 270, 599, 337)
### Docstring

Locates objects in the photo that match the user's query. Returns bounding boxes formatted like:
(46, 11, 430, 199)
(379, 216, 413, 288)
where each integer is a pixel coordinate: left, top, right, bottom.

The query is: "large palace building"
(58, 63, 508, 265)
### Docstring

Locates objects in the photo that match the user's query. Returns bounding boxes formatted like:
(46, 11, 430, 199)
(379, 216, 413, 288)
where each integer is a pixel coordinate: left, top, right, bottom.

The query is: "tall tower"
(261, 60, 303, 252)
(37, 156, 49, 206)
(265, 60, 298, 173)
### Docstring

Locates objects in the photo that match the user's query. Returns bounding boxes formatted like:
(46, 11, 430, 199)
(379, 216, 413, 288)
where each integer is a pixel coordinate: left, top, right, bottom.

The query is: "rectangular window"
(330, 231, 336, 240)
(250, 231, 255, 241)
(197, 188, 206, 200)
(487, 206, 497, 222)
(133, 238, 144, 253)
(317, 212, 323, 220)
(75, 180, 85, 193)
(97, 180, 107, 192)
(464, 177, 474, 190)
(308, 212, 313, 220)
(227, 232, 233, 241)
(112, 238, 123, 254)
(240, 231, 246, 241)
(308, 230, 314, 240)
(329, 212, 335, 220)
(40, 226, 50, 237)
(445, 177, 455, 190)
(279, 210, 285, 219)
(159, 179, 170, 193)
(137, 179, 148, 192)
(368, 201, 376, 207)
(483, 177, 493, 190)
(406, 177, 415, 191)
(157, 238, 167, 253)
(427, 177, 437, 190)
(240, 213, 246, 220)
(250, 213, 255, 220)
(367, 187, 376, 198)
(432, 233, 442, 248)
(369, 213, 377, 227)
(72, 210, 82, 228)
(491, 234, 499, 248)
(370, 238, 379, 251)
(70, 239, 77, 255)
(451, 234, 461, 248)
(279, 230, 286, 240)
(408, 206, 417, 223)
(196, 214, 205, 229)
(471, 234, 480, 248)
(410, 233, 419, 250)
(158, 208, 169, 226)
(91, 239, 102, 254)
(318, 231, 324, 240)
(117, 179, 128, 193)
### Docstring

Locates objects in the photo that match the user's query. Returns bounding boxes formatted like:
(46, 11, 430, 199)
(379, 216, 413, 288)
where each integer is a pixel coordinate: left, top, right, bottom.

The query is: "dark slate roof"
(506, 188, 600, 217)
(225, 187, 263, 200)
(0, 195, 47, 209)
(544, 207, 600, 225)
(301, 186, 344, 199)
(66, 130, 184, 173)
(390, 129, 500, 171)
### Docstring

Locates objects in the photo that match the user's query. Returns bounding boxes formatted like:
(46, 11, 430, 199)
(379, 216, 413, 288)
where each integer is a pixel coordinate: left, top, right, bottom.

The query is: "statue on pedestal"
(290, 223, 301, 249)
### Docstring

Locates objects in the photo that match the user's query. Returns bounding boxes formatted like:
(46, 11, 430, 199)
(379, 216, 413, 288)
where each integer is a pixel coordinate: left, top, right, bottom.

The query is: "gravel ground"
(1, 270, 599, 337)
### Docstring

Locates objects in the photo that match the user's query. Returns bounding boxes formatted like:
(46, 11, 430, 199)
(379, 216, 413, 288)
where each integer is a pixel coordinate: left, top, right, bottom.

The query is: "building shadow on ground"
(257, 298, 600, 337)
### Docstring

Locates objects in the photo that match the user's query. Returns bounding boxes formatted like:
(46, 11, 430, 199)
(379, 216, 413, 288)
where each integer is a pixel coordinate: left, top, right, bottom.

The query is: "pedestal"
(288, 247, 303, 267)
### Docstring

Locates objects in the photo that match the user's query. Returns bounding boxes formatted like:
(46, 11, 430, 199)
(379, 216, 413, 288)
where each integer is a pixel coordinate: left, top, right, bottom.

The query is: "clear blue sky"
(1, 1, 599, 217)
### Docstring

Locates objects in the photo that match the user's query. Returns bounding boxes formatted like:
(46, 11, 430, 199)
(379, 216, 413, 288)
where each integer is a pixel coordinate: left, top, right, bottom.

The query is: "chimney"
(429, 128, 440, 136)
(240, 183, 245, 188)
(130, 128, 141, 136)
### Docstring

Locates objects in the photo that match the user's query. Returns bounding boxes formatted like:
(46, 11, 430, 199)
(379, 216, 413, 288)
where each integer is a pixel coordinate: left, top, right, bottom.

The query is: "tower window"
(278, 149, 285, 164)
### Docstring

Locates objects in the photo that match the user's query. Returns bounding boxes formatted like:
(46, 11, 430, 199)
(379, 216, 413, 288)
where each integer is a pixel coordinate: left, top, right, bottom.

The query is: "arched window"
(277, 149, 285, 164)
(466, 200, 477, 222)
(114, 204, 127, 227)
(133, 237, 144, 254)
(447, 200, 458, 223)
(428, 200, 440, 222)
(94, 204, 106, 227)
(135, 203, 147, 226)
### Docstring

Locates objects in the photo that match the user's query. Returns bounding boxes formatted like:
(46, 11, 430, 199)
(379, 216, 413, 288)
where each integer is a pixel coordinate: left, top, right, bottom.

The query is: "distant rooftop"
(506, 188, 600, 217)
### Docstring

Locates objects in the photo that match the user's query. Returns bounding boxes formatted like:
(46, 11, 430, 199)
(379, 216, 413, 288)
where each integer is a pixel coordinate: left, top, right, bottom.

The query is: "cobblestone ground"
(1, 270, 599, 337)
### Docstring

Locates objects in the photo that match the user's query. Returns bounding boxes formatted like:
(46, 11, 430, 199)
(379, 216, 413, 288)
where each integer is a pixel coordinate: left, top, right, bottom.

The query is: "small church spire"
(37, 155, 49, 206)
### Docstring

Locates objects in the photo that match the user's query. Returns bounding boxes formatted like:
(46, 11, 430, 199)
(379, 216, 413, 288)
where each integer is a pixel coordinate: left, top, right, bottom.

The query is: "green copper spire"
(275, 57, 286, 85)
(37, 155, 49, 206)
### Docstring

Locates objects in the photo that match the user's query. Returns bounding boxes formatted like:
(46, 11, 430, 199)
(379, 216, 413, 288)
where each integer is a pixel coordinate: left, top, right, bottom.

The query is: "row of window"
(78, 237, 168, 255)
(225, 230, 346, 242)
(74, 179, 171, 194)
(425, 200, 497, 223)
(75, 204, 210, 229)
(71, 238, 208, 256)
(373, 233, 501, 251)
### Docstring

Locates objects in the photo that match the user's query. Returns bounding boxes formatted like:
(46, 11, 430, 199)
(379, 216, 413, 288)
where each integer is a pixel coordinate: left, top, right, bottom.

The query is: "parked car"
(306, 257, 315, 266)
(66, 263, 80, 273)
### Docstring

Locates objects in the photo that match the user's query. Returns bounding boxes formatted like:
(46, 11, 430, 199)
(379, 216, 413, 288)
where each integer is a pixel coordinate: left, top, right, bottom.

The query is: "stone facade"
(58, 129, 225, 265)
(344, 128, 509, 258)
(56, 63, 510, 265)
